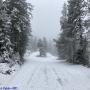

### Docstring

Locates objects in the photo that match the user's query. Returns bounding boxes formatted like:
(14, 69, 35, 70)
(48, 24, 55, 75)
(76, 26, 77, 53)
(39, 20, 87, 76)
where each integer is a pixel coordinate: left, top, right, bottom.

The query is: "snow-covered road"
(4, 52, 90, 90)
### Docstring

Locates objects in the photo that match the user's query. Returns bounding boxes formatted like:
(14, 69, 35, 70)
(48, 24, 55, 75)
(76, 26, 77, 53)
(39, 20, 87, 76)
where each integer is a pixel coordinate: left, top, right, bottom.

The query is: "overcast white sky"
(27, 0, 67, 39)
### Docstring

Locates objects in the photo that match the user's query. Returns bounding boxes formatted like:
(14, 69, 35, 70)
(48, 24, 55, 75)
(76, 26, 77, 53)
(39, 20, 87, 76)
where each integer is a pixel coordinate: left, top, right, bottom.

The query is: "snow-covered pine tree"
(38, 39, 43, 57)
(37, 39, 46, 57)
(43, 37, 47, 55)
(29, 37, 38, 52)
(5, 0, 32, 64)
(85, 0, 90, 28)
(66, 0, 83, 63)
(0, 0, 3, 62)
(32, 37, 38, 52)
(0, 0, 3, 8)
(56, 0, 89, 65)
(0, 1, 14, 64)
(48, 40, 57, 56)
(84, 0, 90, 66)
(56, 3, 69, 59)
(67, 0, 88, 65)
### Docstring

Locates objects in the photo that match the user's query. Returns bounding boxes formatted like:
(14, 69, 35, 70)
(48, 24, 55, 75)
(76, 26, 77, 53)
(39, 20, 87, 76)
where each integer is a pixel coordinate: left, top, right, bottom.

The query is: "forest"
(56, 0, 90, 66)
(0, 0, 32, 66)
(0, 0, 90, 90)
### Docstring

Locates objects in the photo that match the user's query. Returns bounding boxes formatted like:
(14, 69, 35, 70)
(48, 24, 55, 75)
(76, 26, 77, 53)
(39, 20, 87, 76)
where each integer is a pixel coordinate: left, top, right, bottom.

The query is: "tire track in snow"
(8, 61, 40, 90)
(27, 64, 50, 89)
(27, 65, 40, 85)
(43, 65, 49, 86)
(48, 65, 63, 86)
(27, 63, 62, 90)
(26, 63, 42, 90)
(51, 65, 73, 84)
(52, 67, 63, 86)
(42, 65, 63, 90)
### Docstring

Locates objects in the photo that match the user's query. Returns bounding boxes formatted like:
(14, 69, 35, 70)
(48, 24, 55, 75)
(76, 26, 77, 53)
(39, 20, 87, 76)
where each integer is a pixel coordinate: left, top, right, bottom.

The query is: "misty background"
(27, 0, 66, 40)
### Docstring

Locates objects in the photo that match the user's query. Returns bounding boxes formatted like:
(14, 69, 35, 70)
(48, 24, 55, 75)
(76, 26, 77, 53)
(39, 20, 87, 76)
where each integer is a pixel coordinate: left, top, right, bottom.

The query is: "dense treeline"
(56, 0, 90, 66)
(0, 0, 32, 66)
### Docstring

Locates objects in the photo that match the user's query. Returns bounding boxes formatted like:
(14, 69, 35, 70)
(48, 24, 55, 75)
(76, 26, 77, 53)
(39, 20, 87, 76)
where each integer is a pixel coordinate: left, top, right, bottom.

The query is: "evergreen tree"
(30, 37, 38, 52)
(0, 0, 4, 62)
(85, 0, 90, 28)
(0, 0, 3, 8)
(56, 3, 68, 59)
(56, 0, 89, 65)
(43, 37, 47, 55)
(48, 40, 57, 56)
(37, 39, 46, 57)
(5, 0, 32, 63)
(84, 0, 90, 66)
(67, 0, 87, 64)
(0, 1, 13, 63)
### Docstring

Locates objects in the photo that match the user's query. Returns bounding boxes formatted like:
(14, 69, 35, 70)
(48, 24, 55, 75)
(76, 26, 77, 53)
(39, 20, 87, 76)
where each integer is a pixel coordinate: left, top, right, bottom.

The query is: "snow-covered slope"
(0, 52, 90, 90)
(0, 63, 20, 86)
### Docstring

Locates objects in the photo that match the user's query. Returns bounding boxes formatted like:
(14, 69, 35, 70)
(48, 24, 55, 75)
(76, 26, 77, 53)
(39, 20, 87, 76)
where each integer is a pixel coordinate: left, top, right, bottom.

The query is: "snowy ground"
(0, 52, 90, 90)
